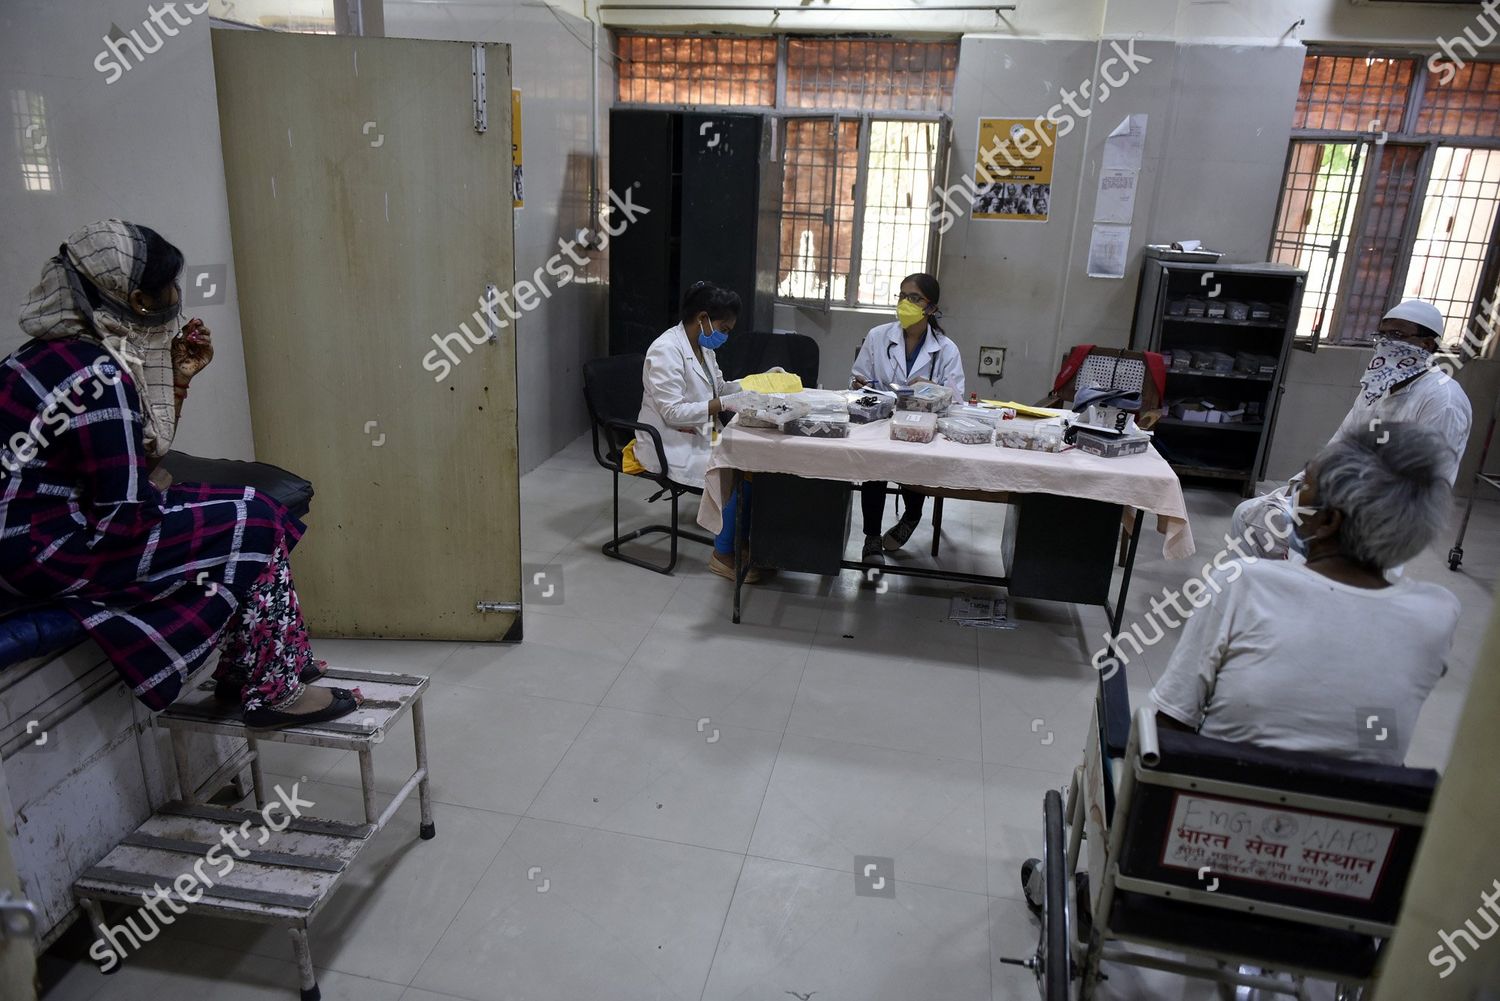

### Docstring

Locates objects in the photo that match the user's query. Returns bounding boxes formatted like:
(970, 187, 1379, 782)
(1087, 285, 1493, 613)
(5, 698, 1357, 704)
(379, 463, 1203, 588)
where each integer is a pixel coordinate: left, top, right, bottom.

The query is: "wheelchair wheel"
(1004, 790, 1072, 1000)
(1040, 788, 1072, 1000)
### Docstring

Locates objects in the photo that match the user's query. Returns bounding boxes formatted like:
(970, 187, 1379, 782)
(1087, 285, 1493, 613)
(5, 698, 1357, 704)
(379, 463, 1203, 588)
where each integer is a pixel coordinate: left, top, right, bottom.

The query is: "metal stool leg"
(412, 696, 436, 839)
(248, 734, 266, 807)
(80, 897, 122, 974)
(288, 925, 320, 1001)
(357, 747, 378, 828)
(169, 729, 195, 804)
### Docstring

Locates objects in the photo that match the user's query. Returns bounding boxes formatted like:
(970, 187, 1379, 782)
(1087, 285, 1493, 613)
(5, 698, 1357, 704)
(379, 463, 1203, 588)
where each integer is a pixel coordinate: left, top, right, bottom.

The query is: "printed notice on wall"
(1087, 223, 1132, 279)
(512, 88, 524, 208)
(1094, 168, 1138, 224)
(1103, 113, 1147, 171)
(972, 117, 1057, 222)
(1160, 793, 1397, 901)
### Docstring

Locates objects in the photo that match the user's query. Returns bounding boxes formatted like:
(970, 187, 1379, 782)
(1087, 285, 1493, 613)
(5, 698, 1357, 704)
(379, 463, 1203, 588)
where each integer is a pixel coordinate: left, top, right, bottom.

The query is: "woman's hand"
(171, 319, 214, 383)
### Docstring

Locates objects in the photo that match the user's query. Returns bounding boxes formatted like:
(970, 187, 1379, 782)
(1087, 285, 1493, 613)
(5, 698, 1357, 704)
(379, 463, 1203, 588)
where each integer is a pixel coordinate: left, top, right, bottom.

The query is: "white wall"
(386, 0, 609, 472)
(0, 0, 255, 461)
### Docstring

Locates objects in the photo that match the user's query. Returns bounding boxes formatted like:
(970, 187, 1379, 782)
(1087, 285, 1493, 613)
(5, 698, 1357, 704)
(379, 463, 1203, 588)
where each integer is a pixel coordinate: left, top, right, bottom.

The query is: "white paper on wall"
(1102, 113, 1147, 171)
(1094, 167, 1138, 224)
(1087, 223, 1132, 279)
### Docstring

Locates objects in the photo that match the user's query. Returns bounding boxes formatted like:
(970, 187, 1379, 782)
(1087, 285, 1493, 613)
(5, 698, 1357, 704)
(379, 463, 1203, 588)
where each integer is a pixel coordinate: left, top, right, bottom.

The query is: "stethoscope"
(883, 327, 940, 383)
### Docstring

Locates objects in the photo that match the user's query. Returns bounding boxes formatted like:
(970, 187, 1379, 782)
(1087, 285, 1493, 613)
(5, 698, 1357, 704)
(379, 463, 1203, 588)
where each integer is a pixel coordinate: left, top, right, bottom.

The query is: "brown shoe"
(709, 551, 762, 584)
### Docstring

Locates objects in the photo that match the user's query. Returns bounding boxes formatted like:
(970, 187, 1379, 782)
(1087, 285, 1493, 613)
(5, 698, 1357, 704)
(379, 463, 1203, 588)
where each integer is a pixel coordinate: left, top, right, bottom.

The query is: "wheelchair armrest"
(591, 417, 670, 478)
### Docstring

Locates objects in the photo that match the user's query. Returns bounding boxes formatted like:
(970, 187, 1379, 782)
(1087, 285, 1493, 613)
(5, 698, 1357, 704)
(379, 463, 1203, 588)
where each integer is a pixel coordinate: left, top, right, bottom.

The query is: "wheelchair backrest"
(1115, 726, 1436, 932)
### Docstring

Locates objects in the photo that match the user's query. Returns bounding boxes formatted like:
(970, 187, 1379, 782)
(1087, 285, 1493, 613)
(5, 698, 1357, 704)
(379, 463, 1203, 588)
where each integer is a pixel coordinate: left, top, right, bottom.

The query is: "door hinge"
(0, 890, 39, 940)
(475, 601, 520, 614)
(472, 44, 488, 134)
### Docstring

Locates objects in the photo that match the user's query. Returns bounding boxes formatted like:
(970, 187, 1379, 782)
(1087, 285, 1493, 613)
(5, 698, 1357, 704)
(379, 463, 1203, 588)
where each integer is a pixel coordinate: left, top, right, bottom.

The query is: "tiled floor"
(39, 432, 1499, 1001)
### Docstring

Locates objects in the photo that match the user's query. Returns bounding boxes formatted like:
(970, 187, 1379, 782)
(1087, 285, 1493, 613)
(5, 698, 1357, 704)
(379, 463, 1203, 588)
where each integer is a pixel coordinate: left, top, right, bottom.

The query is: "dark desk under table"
(697, 420, 1196, 646)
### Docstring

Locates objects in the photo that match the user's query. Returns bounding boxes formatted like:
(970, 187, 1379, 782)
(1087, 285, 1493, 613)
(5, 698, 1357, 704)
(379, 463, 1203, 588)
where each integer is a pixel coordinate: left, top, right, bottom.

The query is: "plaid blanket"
(0, 339, 303, 709)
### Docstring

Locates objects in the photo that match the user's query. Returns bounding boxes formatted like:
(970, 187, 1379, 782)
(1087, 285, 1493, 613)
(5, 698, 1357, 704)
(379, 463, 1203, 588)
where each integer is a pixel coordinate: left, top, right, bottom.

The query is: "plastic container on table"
(736, 395, 811, 429)
(795, 388, 851, 414)
(784, 412, 851, 438)
(1074, 428, 1151, 458)
(995, 422, 1066, 453)
(896, 383, 955, 413)
(937, 416, 994, 445)
(890, 411, 939, 443)
(846, 391, 896, 423)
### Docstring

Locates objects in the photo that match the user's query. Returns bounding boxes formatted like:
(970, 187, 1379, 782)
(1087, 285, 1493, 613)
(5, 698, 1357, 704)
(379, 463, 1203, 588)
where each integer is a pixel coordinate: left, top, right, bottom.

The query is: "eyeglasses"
(895, 292, 929, 305)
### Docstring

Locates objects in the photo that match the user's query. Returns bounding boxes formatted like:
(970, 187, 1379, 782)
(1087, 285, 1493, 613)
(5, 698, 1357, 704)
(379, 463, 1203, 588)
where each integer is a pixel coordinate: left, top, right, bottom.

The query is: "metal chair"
(582, 355, 713, 575)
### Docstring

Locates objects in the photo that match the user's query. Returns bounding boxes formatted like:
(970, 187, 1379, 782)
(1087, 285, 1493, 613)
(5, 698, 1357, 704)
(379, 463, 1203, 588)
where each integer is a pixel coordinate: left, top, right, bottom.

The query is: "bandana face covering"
(1358, 336, 1432, 406)
(18, 220, 183, 458)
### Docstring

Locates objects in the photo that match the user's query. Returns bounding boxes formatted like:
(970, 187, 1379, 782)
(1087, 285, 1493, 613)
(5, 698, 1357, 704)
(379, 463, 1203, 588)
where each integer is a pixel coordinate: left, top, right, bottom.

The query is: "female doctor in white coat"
(636, 281, 757, 581)
(850, 272, 965, 566)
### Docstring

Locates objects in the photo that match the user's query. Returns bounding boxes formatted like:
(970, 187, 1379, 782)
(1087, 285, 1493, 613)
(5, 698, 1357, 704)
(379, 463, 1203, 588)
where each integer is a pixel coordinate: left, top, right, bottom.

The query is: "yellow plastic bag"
(620, 439, 645, 475)
(739, 369, 804, 394)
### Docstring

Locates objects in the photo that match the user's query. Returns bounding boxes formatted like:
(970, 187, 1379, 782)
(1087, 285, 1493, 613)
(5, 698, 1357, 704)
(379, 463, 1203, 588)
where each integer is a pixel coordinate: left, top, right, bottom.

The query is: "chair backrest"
(714, 331, 821, 388)
(582, 354, 646, 461)
(1115, 719, 1436, 934)
(1052, 346, 1165, 412)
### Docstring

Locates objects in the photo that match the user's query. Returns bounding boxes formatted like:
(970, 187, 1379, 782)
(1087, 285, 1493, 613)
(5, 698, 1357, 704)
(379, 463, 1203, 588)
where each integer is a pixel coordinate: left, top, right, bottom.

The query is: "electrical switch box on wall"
(978, 346, 1006, 377)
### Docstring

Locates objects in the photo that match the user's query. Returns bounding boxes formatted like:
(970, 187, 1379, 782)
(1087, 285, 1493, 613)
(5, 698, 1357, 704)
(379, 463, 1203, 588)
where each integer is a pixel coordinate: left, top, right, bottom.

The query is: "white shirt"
(1149, 559, 1459, 765)
(635, 323, 736, 489)
(850, 321, 966, 397)
(1331, 369, 1472, 485)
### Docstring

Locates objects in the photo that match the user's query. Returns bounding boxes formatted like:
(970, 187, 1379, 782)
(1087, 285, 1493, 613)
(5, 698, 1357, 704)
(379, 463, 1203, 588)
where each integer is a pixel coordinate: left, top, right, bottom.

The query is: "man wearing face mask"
(1231, 299, 1471, 558)
(635, 280, 759, 581)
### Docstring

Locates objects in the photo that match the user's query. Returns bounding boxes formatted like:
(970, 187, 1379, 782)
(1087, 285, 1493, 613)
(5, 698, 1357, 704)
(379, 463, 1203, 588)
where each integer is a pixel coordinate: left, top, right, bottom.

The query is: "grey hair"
(1311, 423, 1452, 569)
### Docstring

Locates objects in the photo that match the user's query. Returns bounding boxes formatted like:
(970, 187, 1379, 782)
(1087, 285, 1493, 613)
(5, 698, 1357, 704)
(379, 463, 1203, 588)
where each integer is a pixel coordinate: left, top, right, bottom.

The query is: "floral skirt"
(215, 540, 316, 712)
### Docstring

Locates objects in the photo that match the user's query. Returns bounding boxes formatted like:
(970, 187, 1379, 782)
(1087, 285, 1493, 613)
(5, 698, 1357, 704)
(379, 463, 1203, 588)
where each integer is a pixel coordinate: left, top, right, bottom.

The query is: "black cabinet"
(608, 109, 780, 356)
(1130, 255, 1306, 496)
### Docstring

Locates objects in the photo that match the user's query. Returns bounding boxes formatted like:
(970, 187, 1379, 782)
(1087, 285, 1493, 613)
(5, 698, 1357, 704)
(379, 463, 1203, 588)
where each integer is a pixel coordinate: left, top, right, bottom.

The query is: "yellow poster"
(972, 117, 1056, 222)
(511, 88, 523, 208)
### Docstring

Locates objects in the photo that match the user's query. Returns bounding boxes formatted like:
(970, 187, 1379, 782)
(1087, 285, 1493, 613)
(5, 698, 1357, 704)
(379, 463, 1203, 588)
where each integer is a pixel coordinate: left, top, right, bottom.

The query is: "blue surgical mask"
(1276, 492, 1311, 557)
(698, 321, 728, 350)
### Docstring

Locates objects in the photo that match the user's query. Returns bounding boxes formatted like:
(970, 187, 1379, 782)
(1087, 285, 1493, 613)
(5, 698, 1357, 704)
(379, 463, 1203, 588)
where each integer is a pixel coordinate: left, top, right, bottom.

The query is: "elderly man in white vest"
(1232, 299, 1472, 558)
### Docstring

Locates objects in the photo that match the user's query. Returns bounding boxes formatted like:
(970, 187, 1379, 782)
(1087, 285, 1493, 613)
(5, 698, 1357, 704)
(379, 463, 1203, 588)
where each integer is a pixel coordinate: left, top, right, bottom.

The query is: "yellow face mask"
(897, 300, 927, 329)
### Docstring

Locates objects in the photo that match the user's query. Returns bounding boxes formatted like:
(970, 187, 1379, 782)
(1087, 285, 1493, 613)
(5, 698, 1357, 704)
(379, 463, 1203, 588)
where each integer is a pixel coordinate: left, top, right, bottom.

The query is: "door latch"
(0, 891, 39, 940)
(475, 601, 521, 614)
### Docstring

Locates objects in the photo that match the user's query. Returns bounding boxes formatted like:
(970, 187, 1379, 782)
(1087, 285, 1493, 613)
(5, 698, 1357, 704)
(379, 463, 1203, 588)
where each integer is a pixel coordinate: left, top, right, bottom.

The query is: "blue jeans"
(714, 482, 751, 556)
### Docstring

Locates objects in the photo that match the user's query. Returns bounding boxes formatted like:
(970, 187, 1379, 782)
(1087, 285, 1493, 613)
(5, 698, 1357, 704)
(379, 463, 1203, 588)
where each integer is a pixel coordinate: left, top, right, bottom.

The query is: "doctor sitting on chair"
(850, 272, 966, 565)
(635, 280, 758, 582)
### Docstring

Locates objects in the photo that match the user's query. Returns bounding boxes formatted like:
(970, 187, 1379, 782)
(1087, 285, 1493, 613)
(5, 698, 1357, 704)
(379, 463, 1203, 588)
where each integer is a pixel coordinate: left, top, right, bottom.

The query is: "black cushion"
(158, 451, 314, 521)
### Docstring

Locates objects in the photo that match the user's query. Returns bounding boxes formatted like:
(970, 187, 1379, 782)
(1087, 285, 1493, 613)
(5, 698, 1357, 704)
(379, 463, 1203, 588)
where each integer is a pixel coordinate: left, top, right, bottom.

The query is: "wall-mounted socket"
(978, 346, 1006, 377)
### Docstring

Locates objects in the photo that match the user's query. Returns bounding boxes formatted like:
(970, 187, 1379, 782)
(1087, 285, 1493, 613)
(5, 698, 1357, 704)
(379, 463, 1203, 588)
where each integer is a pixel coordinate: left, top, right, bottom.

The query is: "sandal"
(243, 687, 361, 729)
(214, 660, 329, 703)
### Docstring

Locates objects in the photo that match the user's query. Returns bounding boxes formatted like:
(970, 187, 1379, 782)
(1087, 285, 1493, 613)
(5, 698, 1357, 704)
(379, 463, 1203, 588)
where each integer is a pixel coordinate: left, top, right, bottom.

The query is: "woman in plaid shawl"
(0, 220, 358, 728)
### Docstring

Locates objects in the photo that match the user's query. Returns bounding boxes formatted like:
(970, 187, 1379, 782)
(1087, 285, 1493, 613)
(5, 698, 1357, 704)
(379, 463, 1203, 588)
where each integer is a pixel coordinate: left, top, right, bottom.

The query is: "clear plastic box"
(937, 416, 994, 445)
(896, 383, 954, 413)
(736, 396, 811, 429)
(846, 392, 896, 423)
(1074, 428, 1151, 458)
(784, 412, 851, 438)
(995, 422, 1065, 453)
(890, 411, 938, 443)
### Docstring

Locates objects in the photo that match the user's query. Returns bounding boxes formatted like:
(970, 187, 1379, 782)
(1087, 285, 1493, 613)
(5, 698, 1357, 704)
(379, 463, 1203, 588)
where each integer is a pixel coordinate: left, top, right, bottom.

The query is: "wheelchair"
(1003, 665, 1438, 1000)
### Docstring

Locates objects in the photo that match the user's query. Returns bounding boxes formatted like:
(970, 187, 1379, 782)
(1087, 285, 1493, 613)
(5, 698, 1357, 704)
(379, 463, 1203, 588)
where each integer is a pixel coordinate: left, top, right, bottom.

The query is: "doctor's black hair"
(679, 280, 742, 327)
(902, 272, 945, 336)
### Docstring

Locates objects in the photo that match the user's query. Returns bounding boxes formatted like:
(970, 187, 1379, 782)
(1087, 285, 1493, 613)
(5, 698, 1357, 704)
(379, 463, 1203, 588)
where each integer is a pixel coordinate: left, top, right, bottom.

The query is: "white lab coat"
(635, 323, 738, 489)
(851, 321, 966, 398)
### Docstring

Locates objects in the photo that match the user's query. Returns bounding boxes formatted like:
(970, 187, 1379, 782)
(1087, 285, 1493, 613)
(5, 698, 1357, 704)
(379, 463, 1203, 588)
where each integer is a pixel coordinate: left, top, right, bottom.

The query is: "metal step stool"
(159, 666, 434, 837)
(75, 801, 372, 1001)
(73, 667, 435, 999)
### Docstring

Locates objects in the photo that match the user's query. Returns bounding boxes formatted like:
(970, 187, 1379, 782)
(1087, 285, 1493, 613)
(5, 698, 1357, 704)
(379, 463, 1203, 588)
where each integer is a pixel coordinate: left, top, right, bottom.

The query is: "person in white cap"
(1230, 299, 1471, 558)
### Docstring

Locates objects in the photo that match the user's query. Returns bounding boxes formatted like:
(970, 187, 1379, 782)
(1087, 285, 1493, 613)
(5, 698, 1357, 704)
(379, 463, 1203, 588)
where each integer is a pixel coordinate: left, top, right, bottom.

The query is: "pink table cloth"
(698, 419, 1195, 559)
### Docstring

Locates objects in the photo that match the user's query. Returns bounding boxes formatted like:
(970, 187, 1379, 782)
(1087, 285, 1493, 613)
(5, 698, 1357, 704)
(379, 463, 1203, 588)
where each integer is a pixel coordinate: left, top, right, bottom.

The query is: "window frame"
(612, 32, 956, 311)
(1271, 46, 1500, 352)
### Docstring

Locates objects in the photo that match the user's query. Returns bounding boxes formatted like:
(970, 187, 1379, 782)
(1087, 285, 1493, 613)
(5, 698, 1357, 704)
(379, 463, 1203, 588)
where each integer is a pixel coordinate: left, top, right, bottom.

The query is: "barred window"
(1271, 50, 1500, 349)
(617, 33, 957, 308)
